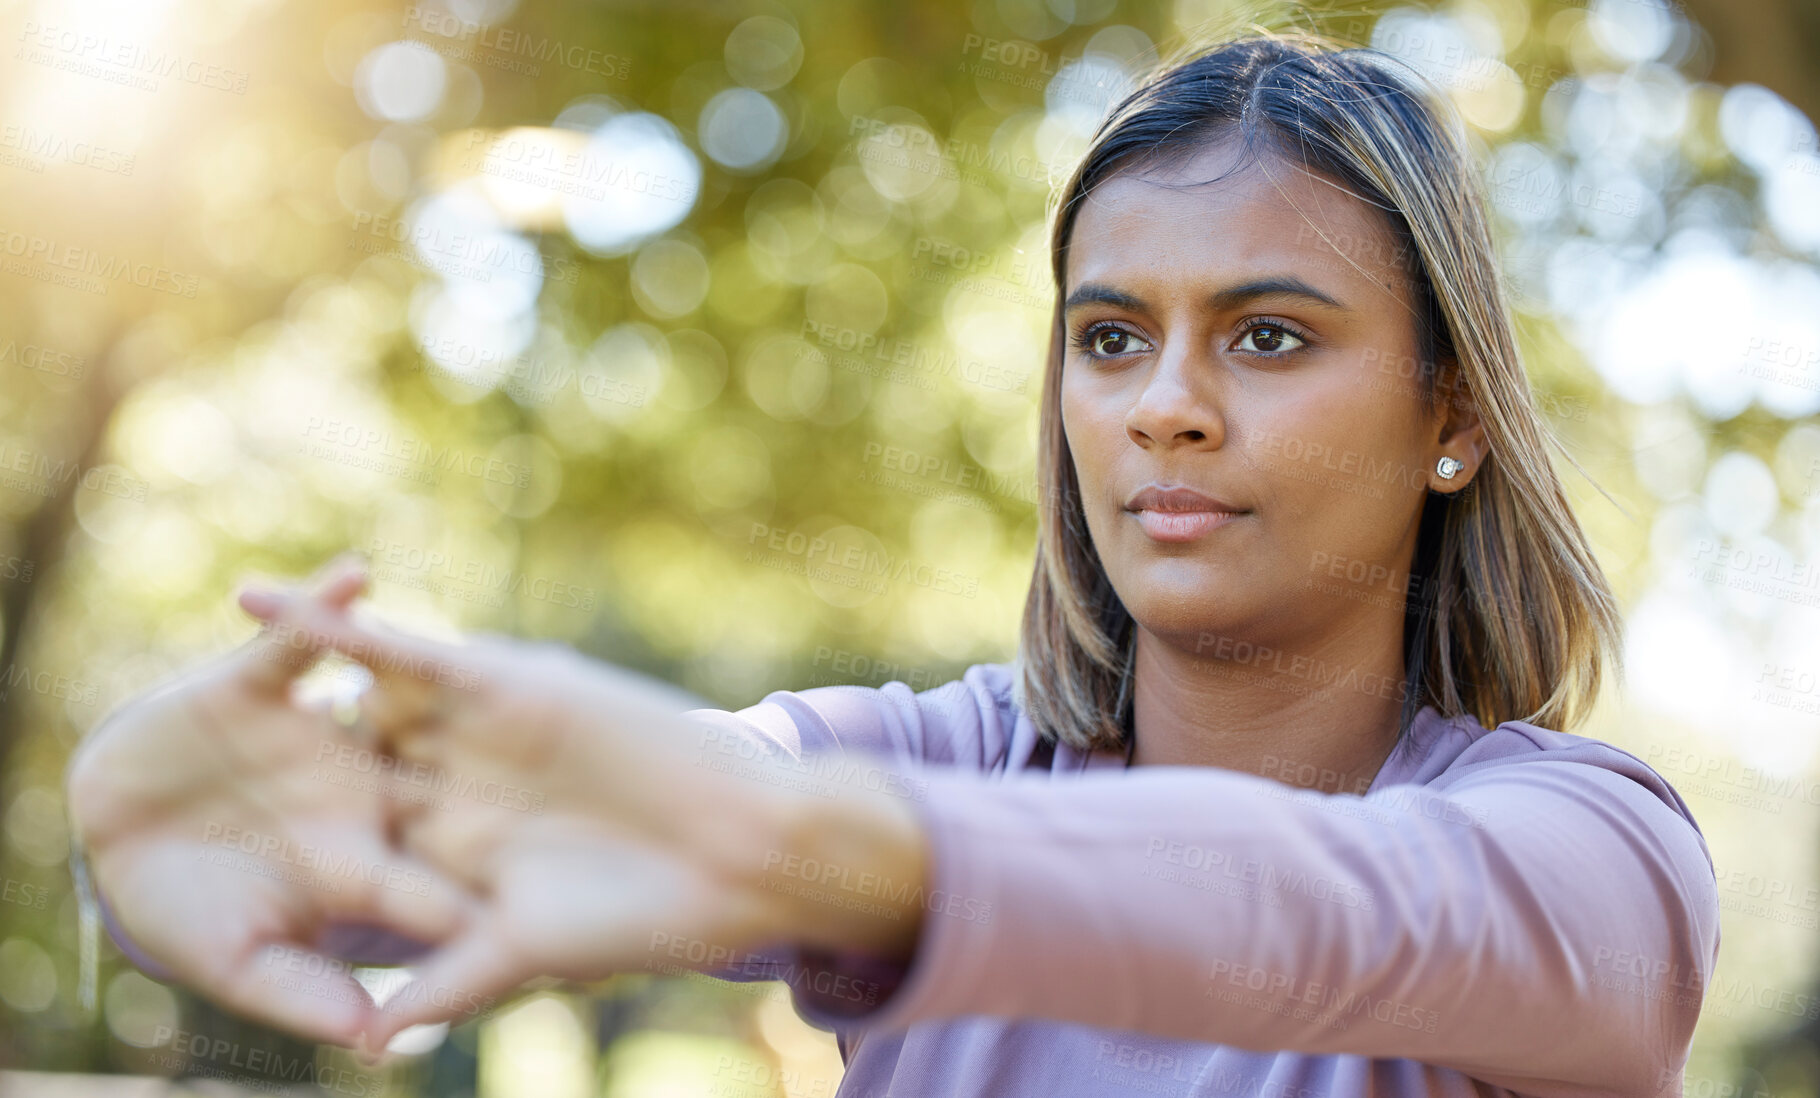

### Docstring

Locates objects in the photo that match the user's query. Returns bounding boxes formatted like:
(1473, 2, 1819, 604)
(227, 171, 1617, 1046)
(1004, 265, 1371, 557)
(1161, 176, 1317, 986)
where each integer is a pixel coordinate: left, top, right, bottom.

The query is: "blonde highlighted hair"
(1014, 32, 1624, 753)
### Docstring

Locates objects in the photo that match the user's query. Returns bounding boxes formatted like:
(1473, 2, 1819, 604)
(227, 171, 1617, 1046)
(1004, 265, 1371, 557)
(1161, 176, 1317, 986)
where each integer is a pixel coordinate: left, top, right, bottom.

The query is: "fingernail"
(238, 588, 283, 617)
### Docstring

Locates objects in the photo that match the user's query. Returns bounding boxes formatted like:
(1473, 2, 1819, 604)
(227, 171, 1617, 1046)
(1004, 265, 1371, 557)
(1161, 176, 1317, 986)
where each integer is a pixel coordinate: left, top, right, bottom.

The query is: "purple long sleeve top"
(685, 661, 1722, 1098)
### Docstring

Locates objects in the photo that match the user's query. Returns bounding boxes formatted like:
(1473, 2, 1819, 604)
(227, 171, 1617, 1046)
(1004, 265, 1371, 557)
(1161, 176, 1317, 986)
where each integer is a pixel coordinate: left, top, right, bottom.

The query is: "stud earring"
(1437, 456, 1462, 480)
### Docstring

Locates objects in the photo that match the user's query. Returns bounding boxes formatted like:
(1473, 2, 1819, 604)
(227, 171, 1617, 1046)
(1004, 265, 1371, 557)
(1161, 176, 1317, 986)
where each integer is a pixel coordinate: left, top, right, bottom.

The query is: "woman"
(68, 34, 1719, 1096)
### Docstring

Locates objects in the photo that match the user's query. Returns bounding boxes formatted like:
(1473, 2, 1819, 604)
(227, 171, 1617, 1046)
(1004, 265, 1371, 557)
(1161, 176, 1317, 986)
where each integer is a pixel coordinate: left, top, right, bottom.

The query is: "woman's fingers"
(318, 827, 474, 950)
(247, 595, 465, 706)
(298, 610, 467, 760)
(237, 556, 370, 695)
(360, 670, 448, 751)
(310, 553, 369, 607)
(215, 938, 381, 1049)
(114, 843, 381, 1048)
(360, 918, 523, 1056)
(238, 576, 482, 760)
(237, 554, 368, 625)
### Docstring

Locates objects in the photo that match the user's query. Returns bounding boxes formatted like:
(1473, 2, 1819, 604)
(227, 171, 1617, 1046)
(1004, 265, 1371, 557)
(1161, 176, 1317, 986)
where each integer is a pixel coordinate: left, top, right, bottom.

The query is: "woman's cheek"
(1235, 441, 1299, 521)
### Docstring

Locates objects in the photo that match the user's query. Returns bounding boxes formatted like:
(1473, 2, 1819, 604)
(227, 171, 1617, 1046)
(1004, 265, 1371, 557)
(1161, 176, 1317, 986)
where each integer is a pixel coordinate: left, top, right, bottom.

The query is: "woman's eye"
(1236, 324, 1305, 354)
(1089, 327, 1150, 356)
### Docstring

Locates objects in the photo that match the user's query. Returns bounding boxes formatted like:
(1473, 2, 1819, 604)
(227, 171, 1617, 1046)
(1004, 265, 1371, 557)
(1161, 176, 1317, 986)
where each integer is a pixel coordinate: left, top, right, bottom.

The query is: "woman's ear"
(1429, 358, 1486, 494)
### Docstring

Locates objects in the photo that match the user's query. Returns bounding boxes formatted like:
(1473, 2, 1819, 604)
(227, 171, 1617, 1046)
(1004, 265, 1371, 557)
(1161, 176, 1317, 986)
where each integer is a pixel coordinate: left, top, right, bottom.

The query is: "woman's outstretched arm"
(764, 739, 1720, 1096)
(362, 627, 1716, 1095)
(217, 588, 1719, 1093)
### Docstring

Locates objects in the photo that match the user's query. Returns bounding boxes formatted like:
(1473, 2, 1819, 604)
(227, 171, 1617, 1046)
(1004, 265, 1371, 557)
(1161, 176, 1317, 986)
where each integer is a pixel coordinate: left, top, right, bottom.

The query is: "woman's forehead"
(1066, 157, 1414, 304)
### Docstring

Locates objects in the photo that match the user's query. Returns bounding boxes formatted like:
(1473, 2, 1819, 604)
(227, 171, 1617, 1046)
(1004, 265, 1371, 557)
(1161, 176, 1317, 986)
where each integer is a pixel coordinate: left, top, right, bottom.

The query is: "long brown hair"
(1014, 32, 1624, 753)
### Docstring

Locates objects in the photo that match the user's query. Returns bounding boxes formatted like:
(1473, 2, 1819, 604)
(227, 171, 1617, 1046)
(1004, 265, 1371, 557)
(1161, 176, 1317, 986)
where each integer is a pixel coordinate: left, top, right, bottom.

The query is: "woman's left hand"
(238, 585, 858, 1053)
(66, 558, 474, 1047)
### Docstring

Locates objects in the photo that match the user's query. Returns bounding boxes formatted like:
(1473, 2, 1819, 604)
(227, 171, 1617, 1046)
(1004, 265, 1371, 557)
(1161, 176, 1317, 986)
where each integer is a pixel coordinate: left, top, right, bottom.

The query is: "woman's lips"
(1131, 509, 1246, 542)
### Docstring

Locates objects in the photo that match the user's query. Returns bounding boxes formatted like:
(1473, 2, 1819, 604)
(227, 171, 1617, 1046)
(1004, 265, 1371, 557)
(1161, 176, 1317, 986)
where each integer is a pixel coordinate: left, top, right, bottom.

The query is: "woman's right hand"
(65, 558, 472, 1046)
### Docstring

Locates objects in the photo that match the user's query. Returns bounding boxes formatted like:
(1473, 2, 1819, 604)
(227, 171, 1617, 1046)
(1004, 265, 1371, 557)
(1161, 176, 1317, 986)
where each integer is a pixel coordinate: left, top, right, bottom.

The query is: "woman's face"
(1060, 139, 1477, 651)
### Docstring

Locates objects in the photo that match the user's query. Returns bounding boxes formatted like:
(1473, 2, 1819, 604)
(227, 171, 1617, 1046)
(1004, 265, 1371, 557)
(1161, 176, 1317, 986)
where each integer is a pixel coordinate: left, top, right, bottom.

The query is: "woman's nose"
(1125, 342, 1225, 450)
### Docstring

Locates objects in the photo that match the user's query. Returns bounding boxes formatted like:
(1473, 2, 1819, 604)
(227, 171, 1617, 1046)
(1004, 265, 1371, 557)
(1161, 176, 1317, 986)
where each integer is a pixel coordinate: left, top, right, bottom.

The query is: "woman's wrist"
(750, 779, 930, 964)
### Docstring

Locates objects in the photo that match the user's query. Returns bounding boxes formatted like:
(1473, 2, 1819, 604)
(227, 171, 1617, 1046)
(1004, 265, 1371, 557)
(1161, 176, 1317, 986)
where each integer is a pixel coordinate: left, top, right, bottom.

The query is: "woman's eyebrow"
(1063, 277, 1350, 313)
(1206, 276, 1348, 313)
(1063, 282, 1145, 311)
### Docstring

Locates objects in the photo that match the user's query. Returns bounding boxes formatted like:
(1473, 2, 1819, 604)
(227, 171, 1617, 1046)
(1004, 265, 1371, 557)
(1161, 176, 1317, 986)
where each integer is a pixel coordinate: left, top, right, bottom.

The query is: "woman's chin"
(1124, 598, 1256, 652)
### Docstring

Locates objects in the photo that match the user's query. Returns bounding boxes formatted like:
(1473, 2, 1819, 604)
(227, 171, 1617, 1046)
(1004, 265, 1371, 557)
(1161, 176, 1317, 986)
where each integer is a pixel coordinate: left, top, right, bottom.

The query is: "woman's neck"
(1125, 623, 1407, 795)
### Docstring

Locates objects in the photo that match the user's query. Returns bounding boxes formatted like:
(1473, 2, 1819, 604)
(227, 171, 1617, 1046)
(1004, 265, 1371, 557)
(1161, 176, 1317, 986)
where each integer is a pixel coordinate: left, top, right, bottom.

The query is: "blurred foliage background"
(1, 0, 1819, 1093)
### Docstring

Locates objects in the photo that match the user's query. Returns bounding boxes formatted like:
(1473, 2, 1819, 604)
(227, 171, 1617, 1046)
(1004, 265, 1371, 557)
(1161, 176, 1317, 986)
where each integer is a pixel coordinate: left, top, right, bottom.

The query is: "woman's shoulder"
(1406, 706, 1713, 854)
(687, 660, 1026, 773)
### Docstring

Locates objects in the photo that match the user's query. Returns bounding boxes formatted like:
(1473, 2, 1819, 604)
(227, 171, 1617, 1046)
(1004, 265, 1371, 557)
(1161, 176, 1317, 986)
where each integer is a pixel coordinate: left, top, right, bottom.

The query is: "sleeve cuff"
(95, 885, 177, 985)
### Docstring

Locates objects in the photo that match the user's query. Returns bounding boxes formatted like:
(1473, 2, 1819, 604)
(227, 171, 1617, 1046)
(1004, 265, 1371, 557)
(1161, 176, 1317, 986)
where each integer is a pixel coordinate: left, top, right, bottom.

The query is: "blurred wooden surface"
(0, 1072, 320, 1097)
